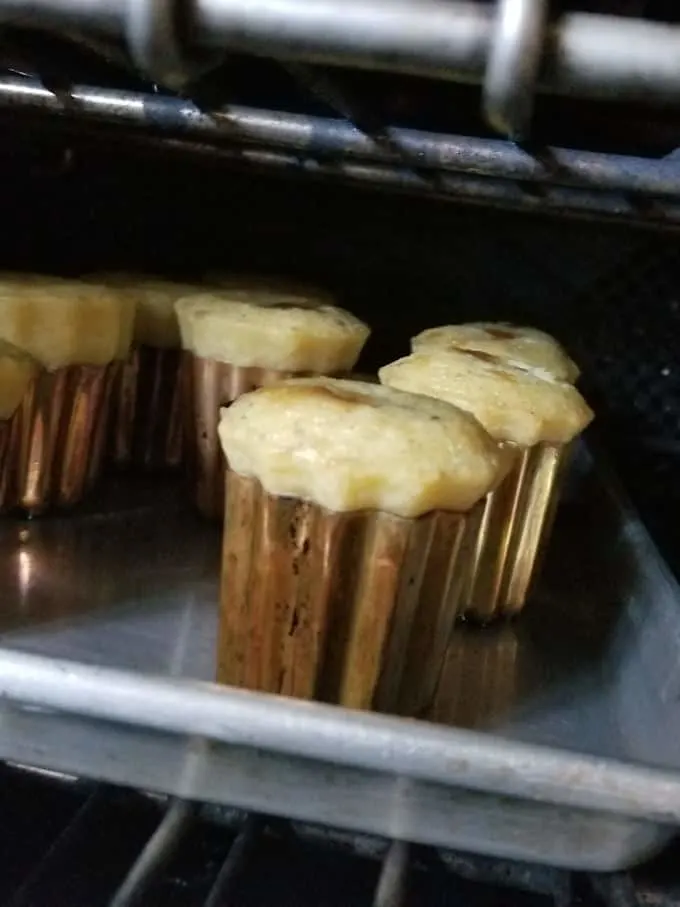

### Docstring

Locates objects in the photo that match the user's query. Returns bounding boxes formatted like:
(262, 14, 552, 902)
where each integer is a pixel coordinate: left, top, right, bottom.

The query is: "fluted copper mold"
(394, 509, 467, 717)
(113, 346, 183, 470)
(459, 442, 572, 621)
(0, 363, 120, 515)
(183, 355, 301, 520)
(428, 625, 520, 729)
(217, 471, 470, 713)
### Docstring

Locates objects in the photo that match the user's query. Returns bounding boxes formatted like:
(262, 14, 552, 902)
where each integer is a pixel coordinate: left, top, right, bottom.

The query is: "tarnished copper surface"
(503, 442, 573, 611)
(0, 363, 120, 515)
(217, 471, 470, 713)
(113, 346, 183, 470)
(183, 355, 297, 521)
(460, 443, 572, 621)
(428, 625, 520, 729)
(395, 509, 466, 716)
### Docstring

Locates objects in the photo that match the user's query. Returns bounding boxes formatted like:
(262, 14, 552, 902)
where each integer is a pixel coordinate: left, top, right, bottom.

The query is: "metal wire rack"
(2, 762, 670, 907)
(2, 0, 680, 116)
(0, 3, 680, 227)
(4, 71, 680, 227)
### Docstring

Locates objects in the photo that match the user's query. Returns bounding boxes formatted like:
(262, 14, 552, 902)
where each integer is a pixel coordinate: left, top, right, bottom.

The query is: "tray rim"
(1, 636, 680, 826)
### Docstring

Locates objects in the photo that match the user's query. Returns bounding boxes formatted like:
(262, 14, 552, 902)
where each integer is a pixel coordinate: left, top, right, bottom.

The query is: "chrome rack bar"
(0, 0, 680, 109)
(216, 149, 680, 225)
(203, 815, 263, 907)
(482, 0, 548, 139)
(373, 840, 410, 907)
(2, 74, 680, 226)
(109, 798, 196, 907)
(1, 75, 678, 198)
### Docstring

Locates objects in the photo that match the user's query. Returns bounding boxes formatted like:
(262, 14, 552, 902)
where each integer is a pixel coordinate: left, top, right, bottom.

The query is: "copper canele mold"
(459, 442, 572, 621)
(217, 471, 470, 714)
(0, 362, 120, 515)
(183, 355, 300, 521)
(112, 346, 184, 470)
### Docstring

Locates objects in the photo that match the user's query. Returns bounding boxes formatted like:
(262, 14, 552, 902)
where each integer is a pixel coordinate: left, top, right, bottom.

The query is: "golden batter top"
(379, 350, 593, 447)
(0, 273, 135, 368)
(175, 289, 369, 372)
(412, 322, 579, 383)
(219, 376, 502, 517)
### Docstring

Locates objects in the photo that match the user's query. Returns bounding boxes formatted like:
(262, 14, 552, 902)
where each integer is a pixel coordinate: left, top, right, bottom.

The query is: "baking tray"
(0, 444, 679, 871)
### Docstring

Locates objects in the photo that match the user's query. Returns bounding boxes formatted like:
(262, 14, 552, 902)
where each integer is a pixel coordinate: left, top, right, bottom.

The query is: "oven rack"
(2, 68, 680, 229)
(2, 763, 656, 907)
(2, 0, 680, 141)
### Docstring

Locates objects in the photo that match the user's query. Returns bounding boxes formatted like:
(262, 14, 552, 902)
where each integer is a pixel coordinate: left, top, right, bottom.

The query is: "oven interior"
(2, 2, 680, 903)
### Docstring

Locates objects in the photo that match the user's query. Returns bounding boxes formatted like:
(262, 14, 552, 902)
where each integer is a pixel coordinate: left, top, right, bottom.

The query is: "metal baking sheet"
(0, 445, 679, 870)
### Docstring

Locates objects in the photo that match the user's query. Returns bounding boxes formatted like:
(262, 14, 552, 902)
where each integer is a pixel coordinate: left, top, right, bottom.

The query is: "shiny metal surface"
(0, 447, 678, 869)
(202, 815, 262, 907)
(124, 0, 225, 90)
(109, 798, 195, 907)
(0, 363, 119, 515)
(218, 470, 467, 712)
(0, 75, 673, 197)
(460, 442, 570, 620)
(114, 347, 184, 471)
(3, 76, 680, 228)
(373, 840, 409, 907)
(184, 356, 294, 521)
(3, 0, 680, 109)
(482, 0, 547, 138)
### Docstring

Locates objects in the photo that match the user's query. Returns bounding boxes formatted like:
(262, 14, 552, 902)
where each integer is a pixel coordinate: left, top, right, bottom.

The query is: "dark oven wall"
(2, 130, 678, 568)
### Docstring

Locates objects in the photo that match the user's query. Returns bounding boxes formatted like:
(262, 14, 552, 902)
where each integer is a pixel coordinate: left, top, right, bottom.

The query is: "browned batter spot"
(460, 349, 518, 380)
(461, 349, 503, 365)
(484, 327, 518, 340)
(261, 299, 320, 311)
(267, 380, 452, 415)
(271, 383, 369, 407)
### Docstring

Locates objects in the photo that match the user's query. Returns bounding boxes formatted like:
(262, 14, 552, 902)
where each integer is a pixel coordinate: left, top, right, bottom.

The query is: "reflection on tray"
(423, 458, 634, 746)
(0, 479, 219, 643)
(0, 517, 124, 632)
(428, 624, 522, 729)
